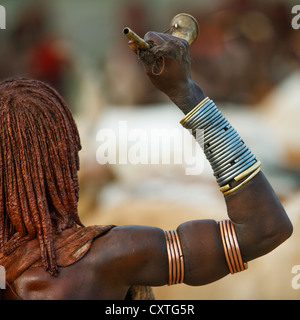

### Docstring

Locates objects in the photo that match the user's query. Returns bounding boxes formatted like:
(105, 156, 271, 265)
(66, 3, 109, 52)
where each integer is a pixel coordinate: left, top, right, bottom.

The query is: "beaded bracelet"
(181, 97, 261, 195)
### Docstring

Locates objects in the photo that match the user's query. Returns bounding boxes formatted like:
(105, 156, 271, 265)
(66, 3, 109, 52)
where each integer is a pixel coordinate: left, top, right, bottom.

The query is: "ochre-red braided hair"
(0, 77, 83, 276)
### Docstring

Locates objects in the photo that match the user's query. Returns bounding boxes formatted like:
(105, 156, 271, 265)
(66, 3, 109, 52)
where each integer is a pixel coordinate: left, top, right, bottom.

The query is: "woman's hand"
(130, 31, 205, 114)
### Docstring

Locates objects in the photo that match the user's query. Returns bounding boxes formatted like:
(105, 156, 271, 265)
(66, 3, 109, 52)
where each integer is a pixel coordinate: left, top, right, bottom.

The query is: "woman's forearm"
(177, 93, 293, 262)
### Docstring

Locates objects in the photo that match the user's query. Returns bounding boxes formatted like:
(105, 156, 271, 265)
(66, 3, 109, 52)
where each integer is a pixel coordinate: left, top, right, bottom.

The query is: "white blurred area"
(1, 0, 300, 300)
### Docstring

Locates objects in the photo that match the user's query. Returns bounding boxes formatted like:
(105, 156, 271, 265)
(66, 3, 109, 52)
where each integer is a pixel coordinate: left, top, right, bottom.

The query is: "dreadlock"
(0, 77, 83, 276)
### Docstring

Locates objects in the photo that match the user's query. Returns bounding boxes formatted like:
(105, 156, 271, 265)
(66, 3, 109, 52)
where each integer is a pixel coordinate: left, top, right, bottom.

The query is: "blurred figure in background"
(189, 0, 300, 104)
(0, 3, 76, 111)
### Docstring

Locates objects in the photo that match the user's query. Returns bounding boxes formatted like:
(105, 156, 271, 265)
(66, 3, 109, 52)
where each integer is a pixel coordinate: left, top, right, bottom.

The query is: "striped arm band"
(181, 97, 261, 195)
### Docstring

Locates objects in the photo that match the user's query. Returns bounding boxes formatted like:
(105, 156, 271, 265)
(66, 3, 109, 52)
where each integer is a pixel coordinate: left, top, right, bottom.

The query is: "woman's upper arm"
(98, 225, 169, 287)
(97, 222, 229, 288)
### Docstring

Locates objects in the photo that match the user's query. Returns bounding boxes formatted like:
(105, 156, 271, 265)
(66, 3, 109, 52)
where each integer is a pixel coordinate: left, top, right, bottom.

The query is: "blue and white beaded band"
(181, 98, 261, 192)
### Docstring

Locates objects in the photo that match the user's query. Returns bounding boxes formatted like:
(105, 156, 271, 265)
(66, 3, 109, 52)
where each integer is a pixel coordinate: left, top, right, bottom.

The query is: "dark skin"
(3, 32, 293, 300)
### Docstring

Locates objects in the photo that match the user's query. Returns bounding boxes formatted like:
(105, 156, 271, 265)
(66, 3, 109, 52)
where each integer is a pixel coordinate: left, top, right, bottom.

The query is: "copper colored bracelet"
(164, 230, 184, 285)
(218, 220, 248, 274)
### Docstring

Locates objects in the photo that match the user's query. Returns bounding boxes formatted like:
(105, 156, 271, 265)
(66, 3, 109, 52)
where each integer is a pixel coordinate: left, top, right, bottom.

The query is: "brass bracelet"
(220, 161, 261, 195)
(180, 97, 210, 125)
(222, 167, 261, 196)
(164, 230, 185, 285)
(218, 220, 248, 274)
(234, 161, 261, 182)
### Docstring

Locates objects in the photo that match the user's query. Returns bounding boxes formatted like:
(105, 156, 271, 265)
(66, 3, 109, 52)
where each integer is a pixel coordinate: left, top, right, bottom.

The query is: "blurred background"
(0, 0, 300, 299)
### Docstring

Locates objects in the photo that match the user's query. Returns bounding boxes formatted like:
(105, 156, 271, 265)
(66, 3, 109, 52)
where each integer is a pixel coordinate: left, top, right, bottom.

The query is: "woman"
(0, 31, 292, 300)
